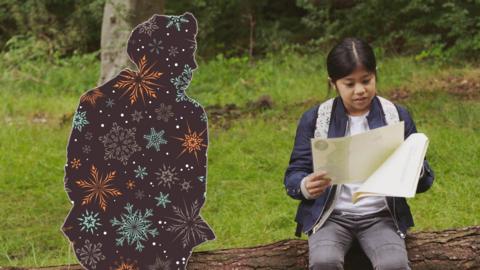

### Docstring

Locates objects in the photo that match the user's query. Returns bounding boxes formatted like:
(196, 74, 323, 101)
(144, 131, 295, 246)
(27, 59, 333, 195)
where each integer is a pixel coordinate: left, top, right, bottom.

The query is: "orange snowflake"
(80, 88, 104, 106)
(126, 179, 135, 190)
(70, 158, 81, 169)
(109, 257, 138, 270)
(114, 55, 162, 104)
(76, 165, 122, 211)
(172, 121, 207, 163)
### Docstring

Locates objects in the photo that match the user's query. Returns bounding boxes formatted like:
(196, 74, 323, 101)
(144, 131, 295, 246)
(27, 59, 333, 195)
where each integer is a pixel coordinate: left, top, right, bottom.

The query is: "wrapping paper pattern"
(61, 12, 215, 270)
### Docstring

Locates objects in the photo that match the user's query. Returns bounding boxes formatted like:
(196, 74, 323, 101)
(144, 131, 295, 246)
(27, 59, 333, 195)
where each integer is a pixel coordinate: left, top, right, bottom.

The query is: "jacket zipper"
(306, 184, 334, 234)
(384, 196, 405, 239)
(310, 183, 341, 234)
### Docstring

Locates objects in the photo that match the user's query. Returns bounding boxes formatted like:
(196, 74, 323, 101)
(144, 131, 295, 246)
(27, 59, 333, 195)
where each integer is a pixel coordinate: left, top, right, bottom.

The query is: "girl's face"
(331, 66, 376, 116)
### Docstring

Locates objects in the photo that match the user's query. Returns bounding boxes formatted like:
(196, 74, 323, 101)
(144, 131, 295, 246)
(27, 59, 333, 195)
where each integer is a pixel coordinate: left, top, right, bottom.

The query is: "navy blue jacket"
(284, 95, 435, 237)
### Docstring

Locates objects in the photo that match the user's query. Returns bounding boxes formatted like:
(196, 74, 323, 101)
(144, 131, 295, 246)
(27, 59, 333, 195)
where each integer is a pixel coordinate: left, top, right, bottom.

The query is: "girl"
(284, 37, 435, 270)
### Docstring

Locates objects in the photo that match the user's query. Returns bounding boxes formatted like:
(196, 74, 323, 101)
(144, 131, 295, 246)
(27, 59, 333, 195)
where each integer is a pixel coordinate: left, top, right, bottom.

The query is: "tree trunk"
(4, 226, 479, 270)
(98, 0, 165, 85)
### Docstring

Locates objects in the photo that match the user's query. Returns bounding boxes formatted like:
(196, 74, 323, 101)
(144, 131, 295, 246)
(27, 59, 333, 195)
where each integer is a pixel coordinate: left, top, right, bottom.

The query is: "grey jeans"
(308, 209, 411, 270)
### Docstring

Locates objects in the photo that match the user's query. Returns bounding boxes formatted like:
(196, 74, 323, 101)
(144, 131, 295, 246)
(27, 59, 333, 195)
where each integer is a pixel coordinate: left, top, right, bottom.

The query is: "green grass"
(0, 50, 479, 267)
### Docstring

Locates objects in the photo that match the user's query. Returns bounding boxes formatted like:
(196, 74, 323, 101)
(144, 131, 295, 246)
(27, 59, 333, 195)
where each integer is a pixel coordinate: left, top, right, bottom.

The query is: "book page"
(311, 121, 405, 184)
(352, 133, 429, 203)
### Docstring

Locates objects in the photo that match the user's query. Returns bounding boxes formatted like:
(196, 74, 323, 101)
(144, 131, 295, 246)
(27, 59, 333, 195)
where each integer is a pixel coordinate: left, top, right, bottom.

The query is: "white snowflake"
(148, 255, 172, 270)
(139, 18, 159, 36)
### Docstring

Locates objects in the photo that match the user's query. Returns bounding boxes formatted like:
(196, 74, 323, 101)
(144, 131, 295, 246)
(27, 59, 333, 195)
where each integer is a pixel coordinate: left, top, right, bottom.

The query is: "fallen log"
(2, 225, 479, 270)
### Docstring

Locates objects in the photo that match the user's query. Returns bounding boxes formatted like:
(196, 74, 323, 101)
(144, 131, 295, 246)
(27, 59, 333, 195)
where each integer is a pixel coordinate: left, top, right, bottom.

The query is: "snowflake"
(172, 121, 207, 164)
(84, 132, 93, 140)
(70, 158, 82, 169)
(77, 209, 101, 234)
(170, 64, 200, 107)
(126, 179, 135, 190)
(73, 110, 89, 132)
(143, 128, 167, 152)
(76, 165, 122, 211)
(200, 112, 207, 123)
(110, 203, 159, 252)
(148, 38, 164, 54)
(155, 103, 174, 122)
(147, 255, 172, 270)
(166, 15, 189, 31)
(75, 239, 106, 269)
(131, 110, 144, 123)
(99, 122, 141, 165)
(139, 18, 159, 36)
(154, 192, 171, 208)
(106, 98, 115, 108)
(198, 176, 205, 182)
(166, 200, 211, 248)
(155, 164, 180, 189)
(134, 189, 145, 200)
(168, 46, 179, 57)
(109, 257, 138, 270)
(80, 88, 104, 107)
(82, 145, 91, 154)
(179, 179, 192, 192)
(134, 165, 148, 180)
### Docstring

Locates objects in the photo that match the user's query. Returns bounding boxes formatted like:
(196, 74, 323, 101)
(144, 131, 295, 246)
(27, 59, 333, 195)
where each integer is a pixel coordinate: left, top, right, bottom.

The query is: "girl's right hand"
(304, 171, 332, 198)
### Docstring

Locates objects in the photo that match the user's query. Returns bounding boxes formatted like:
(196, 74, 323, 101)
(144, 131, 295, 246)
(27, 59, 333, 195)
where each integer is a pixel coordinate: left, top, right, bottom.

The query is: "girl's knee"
(373, 244, 410, 270)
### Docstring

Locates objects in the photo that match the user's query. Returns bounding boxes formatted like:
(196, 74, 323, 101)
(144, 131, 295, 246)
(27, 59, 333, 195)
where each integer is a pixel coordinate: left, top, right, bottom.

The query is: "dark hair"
(326, 37, 377, 94)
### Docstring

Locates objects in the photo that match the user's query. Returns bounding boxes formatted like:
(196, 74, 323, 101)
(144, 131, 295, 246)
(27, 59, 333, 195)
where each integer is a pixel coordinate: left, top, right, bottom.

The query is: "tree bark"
(4, 226, 479, 270)
(98, 0, 165, 85)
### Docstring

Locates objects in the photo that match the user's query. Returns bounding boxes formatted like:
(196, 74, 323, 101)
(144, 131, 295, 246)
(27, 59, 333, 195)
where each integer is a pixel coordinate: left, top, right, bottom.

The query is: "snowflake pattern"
(155, 103, 174, 122)
(76, 239, 106, 269)
(77, 209, 101, 234)
(73, 110, 89, 132)
(198, 176, 205, 182)
(111, 203, 159, 252)
(131, 110, 144, 123)
(166, 200, 211, 248)
(139, 18, 159, 36)
(168, 46, 179, 57)
(70, 158, 82, 169)
(148, 38, 164, 54)
(155, 192, 171, 208)
(200, 112, 207, 123)
(171, 64, 200, 107)
(179, 179, 192, 192)
(147, 255, 172, 270)
(134, 189, 145, 200)
(143, 128, 167, 151)
(82, 145, 91, 154)
(84, 132, 93, 140)
(155, 164, 180, 189)
(166, 15, 189, 31)
(99, 122, 141, 165)
(106, 98, 115, 108)
(134, 165, 148, 180)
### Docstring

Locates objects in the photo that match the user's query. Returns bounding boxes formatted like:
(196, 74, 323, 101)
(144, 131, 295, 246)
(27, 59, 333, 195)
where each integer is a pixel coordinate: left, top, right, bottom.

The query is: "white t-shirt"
(300, 110, 387, 215)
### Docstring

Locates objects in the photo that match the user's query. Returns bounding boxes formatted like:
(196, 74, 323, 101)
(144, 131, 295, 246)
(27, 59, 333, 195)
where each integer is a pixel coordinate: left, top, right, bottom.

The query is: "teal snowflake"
(171, 64, 200, 107)
(110, 203, 159, 252)
(73, 110, 89, 132)
(200, 112, 207, 123)
(143, 128, 167, 152)
(198, 176, 205, 182)
(77, 210, 101, 234)
(155, 192, 171, 208)
(166, 15, 189, 31)
(134, 165, 148, 180)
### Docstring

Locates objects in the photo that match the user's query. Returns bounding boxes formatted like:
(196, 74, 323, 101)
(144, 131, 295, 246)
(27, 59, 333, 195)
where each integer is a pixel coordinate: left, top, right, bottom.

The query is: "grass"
(0, 50, 479, 267)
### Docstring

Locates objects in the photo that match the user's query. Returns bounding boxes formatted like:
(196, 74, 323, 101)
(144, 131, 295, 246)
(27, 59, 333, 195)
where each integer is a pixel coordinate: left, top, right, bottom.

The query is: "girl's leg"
(356, 212, 411, 270)
(308, 213, 355, 270)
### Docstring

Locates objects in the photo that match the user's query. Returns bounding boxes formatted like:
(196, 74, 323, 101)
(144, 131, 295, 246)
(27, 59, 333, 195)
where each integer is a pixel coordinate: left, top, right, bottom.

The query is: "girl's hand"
(304, 171, 332, 198)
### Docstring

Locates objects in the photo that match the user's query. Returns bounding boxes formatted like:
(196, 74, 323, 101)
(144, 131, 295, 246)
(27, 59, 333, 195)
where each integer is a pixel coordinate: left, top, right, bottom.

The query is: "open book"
(311, 121, 429, 203)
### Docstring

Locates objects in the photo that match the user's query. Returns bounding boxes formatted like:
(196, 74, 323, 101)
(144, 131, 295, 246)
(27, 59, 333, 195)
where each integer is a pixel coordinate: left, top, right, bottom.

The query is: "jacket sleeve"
(284, 106, 317, 200)
(397, 105, 435, 193)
